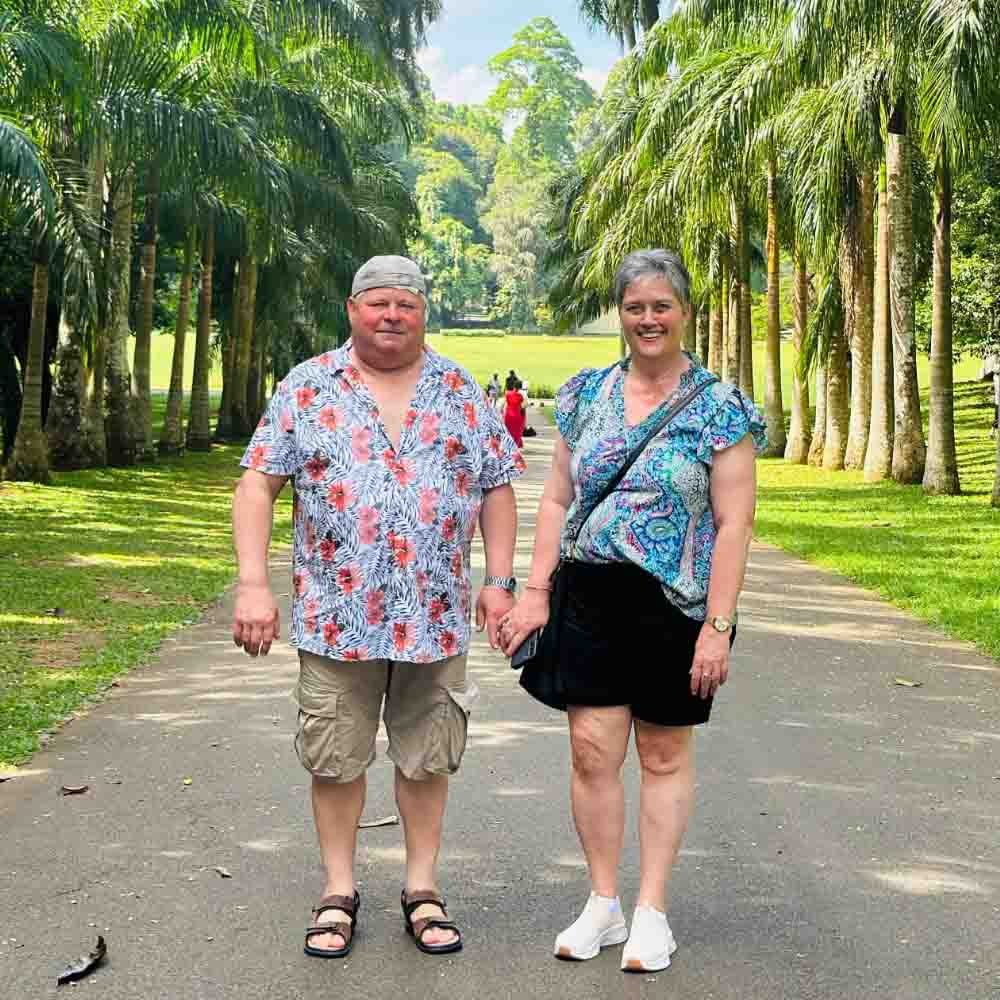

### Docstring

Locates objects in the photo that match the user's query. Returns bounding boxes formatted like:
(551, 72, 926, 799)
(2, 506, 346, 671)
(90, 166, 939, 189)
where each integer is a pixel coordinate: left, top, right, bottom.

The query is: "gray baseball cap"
(351, 255, 426, 297)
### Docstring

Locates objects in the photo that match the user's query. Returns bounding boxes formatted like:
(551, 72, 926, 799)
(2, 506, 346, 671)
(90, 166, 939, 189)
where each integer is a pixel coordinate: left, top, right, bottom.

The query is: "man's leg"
(633, 722, 695, 911)
(395, 769, 457, 946)
(309, 773, 366, 951)
(386, 656, 471, 948)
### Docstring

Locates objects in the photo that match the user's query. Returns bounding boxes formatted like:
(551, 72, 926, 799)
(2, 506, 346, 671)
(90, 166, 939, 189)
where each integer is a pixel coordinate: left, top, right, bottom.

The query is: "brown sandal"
(400, 888, 463, 955)
(304, 891, 360, 959)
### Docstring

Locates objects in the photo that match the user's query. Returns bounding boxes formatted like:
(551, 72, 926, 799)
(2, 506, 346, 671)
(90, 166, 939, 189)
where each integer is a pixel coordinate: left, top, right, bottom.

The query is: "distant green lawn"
(2, 334, 996, 769)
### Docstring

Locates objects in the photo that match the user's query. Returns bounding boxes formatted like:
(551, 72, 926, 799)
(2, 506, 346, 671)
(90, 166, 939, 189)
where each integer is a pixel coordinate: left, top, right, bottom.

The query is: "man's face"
(347, 287, 426, 370)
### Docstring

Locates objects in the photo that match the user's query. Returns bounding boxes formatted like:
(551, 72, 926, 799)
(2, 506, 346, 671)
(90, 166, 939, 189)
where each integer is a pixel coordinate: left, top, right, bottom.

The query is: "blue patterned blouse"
(555, 354, 767, 621)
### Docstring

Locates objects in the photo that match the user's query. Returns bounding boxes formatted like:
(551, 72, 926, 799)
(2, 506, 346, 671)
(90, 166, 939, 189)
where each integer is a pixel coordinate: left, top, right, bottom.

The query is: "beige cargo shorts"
(293, 650, 477, 782)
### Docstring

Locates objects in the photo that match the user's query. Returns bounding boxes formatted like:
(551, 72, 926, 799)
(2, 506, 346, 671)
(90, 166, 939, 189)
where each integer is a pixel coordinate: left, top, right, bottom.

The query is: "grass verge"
(0, 396, 291, 767)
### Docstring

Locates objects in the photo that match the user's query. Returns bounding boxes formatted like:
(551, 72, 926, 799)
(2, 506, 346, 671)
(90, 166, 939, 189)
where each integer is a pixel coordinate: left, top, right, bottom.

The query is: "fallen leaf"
(182, 777, 193, 786)
(44, 607, 66, 618)
(210, 866, 232, 879)
(893, 677, 923, 688)
(358, 814, 399, 829)
(0, 775, 13, 784)
(60, 784, 89, 796)
(56, 935, 107, 986)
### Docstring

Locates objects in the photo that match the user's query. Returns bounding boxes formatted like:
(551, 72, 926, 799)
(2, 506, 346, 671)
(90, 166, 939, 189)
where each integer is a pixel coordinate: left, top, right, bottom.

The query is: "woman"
(499, 249, 765, 973)
(504, 380, 526, 447)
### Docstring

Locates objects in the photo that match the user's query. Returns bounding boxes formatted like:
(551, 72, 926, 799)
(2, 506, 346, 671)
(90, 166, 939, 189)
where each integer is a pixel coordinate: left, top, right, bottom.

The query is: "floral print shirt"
(240, 341, 525, 663)
(555, 354, 767, 621)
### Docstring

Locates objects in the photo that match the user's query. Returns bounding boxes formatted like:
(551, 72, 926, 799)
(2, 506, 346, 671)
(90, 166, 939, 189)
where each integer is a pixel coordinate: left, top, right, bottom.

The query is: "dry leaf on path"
(0, 775, 13, 784)
(60, 784, 89, 796)
(358, 814, 399, 829)
(893, 677, 923, 688)
(182, 777, 193, 785)
(210, 866, 233, 879)
(56, 935, 107, 986)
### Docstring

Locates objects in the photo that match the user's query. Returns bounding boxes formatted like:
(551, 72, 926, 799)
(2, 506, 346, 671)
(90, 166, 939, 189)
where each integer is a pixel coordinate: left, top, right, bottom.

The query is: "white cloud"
(580, 66, 611, 95)
(417, 46, 498, 106)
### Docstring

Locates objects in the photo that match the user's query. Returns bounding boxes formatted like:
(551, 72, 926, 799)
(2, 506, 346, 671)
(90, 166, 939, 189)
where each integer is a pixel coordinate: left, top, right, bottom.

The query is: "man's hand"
(233, 582, 280, 656)
(476, 586, 515, 650)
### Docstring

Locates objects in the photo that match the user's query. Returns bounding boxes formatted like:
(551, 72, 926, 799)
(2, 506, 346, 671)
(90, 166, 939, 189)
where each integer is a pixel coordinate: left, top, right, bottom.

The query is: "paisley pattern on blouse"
(555, 354, 766, 621)
(241, 341, 524, 663)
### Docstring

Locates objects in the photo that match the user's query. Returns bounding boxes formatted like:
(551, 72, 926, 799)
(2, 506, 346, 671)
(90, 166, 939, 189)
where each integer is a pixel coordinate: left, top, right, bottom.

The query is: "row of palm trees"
(2, 0, 440, 484)
(559, 0, 1000, 505)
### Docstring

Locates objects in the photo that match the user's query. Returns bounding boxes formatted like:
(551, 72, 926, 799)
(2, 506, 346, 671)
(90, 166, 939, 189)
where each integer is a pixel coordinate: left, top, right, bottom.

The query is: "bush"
(529, 383, 556, 399)
(439, 328, 506, 337)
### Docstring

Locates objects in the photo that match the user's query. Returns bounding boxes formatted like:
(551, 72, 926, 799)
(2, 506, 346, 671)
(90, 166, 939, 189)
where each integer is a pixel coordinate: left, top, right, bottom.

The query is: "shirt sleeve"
(239, 377, 299, 475)
(695, 386, 768, 465)
(554, 368, 599, 449)
(477, 388, 526, 488)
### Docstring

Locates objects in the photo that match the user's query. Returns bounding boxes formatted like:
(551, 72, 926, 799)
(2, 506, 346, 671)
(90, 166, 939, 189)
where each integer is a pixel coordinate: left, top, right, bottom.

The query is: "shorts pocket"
(425, 683, 476, 775)
(294, 688, 342, 778)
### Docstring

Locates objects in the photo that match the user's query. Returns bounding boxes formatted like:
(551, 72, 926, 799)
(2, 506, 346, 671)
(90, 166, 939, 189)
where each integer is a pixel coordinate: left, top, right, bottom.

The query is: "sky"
(417, 2, 624, 107)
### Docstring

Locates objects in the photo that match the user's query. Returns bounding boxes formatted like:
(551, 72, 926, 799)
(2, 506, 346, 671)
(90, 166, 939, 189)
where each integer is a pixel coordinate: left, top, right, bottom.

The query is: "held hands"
(498, 590, 550, 658)
(690, 624, 731, 699)
(233, 582, 280, 657)
(476, 586, 515, 649)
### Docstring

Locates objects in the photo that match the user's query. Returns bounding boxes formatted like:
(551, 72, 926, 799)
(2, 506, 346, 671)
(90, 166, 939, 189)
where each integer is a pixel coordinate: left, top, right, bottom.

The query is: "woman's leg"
(633, 722, 695, 911)
(568, 705, 633, 896)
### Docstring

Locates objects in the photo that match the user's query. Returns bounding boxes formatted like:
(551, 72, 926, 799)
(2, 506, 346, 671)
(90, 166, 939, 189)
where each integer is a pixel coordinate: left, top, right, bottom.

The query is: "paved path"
(2, 424, 999, 999)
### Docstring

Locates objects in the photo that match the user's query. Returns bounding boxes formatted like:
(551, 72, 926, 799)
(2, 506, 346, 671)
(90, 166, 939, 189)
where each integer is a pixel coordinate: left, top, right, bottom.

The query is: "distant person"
(505, 370, 519, 392)
(521, 377, 537, 438)
(500, 249, 766, 973)
(231, 254, 524, 960)
(487, 372, 500, 408)
(504, 380, 526, 448)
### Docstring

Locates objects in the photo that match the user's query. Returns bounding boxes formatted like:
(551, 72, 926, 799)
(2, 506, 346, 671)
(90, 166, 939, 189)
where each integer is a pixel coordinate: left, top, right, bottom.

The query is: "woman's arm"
(690, 434, 757, 698)
(500, 437, 575, 654)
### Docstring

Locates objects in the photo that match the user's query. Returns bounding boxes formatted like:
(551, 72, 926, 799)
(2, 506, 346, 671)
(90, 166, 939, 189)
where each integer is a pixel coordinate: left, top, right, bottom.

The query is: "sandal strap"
(401, 889, 445, 918)
(412, 917, 459, 942)
(306, 920, 352, 940)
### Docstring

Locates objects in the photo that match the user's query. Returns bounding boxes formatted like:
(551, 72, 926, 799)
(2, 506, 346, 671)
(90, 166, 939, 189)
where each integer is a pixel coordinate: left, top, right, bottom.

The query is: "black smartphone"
(510, 629, 540, 669)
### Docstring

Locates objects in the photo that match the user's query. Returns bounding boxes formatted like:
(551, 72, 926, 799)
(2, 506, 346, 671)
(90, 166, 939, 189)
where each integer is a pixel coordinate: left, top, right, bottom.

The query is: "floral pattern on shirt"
(555, 354, 766, 621)
(241, 341, 524, 663)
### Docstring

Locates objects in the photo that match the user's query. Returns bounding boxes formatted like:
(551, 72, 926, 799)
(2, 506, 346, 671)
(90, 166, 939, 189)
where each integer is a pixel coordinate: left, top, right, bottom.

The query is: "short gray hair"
(614, 249, 691, 309)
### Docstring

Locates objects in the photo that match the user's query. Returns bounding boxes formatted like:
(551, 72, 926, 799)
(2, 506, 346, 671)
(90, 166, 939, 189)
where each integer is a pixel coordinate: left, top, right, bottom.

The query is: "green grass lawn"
(0, 395, 292, 766)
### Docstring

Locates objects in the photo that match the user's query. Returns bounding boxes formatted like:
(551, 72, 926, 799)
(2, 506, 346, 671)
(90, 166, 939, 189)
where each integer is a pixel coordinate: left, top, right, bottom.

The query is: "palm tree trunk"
(708, 287, 723, 375)
(9, 260, 51, 483)
(682, 308, 696, 353)
(231, 252, 258, 437)
(720, 264, 730, 378)
(993, 420, 1000, 507)
(845, 168, 874, 469)
(133, 163, 160, 463)
(105, 170, 137, 467)
(739, 213, 754, 399)
(695, 301, 709, 366)
(824, 254, 851, 470)
(639, 0, 659, 32)
(214, 257, 238, 441)
(887, 105, 926, 483)
(159, 225, 196, 455)
(622, 17, 637, 52)
(785, 249, 811, 463)
(50, 143, 105, 469)
(763, 157, 785, 455)
(187, 219, 215, 452)
(727, 205, 742, 385)
(922, 151, 960, 495)
(865, 162, 894, 480)
(808, 362, 827, 466)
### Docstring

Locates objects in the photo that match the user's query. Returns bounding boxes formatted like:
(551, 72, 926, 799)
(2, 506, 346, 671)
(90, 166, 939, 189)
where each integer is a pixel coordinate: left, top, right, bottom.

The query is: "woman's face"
(619, 276, 689, 365)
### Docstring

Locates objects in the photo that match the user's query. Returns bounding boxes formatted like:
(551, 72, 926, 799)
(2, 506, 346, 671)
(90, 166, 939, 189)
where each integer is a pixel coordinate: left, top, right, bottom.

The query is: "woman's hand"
(690, 625, 731, 699)
(499, 589, 551, 657)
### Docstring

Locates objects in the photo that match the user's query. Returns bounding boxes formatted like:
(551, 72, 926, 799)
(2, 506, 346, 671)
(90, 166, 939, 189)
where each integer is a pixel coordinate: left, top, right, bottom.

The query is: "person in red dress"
(504, 382, 526, 447)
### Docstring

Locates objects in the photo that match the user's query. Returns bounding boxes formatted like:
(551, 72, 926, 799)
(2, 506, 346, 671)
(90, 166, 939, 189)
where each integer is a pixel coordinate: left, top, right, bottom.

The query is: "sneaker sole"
(621, 937, 677, 973)
(555, 924, 629, 961)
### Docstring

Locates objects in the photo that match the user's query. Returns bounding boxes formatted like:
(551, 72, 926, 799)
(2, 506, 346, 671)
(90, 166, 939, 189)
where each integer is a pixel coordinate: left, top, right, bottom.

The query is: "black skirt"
(519, 560, 734, 726)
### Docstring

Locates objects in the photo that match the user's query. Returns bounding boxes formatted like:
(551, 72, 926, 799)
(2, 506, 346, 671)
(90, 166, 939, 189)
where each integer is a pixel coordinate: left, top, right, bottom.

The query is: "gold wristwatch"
(708, 613, 736, 633)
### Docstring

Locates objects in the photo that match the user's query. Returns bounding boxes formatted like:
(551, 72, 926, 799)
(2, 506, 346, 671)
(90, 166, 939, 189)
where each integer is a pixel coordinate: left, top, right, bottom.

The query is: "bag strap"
(567, 373, 719, 548)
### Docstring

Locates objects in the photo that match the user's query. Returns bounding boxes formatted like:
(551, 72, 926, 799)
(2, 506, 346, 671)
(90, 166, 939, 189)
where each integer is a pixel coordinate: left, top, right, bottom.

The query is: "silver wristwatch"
(483, 574, 517, 594)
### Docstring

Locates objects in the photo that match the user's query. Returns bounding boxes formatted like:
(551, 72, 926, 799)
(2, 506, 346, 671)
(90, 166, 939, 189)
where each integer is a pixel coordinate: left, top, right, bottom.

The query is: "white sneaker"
(554, 893, 629, 960)
(621, 904, 677, 972)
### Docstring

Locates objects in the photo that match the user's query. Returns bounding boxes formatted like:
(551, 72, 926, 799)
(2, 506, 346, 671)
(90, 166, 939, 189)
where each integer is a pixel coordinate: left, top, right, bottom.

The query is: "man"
(232, 255, 524, 959)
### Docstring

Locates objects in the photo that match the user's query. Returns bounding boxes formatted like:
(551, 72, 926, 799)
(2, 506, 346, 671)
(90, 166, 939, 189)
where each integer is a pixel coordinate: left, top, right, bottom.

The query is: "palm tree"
(784, 248, 811, 462)
(864, 162, 893, 479)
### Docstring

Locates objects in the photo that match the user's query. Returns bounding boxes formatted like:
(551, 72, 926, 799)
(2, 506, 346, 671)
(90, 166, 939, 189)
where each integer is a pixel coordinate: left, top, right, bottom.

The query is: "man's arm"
(476, 482, 517, 649)
(232, 468, 288, 656)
